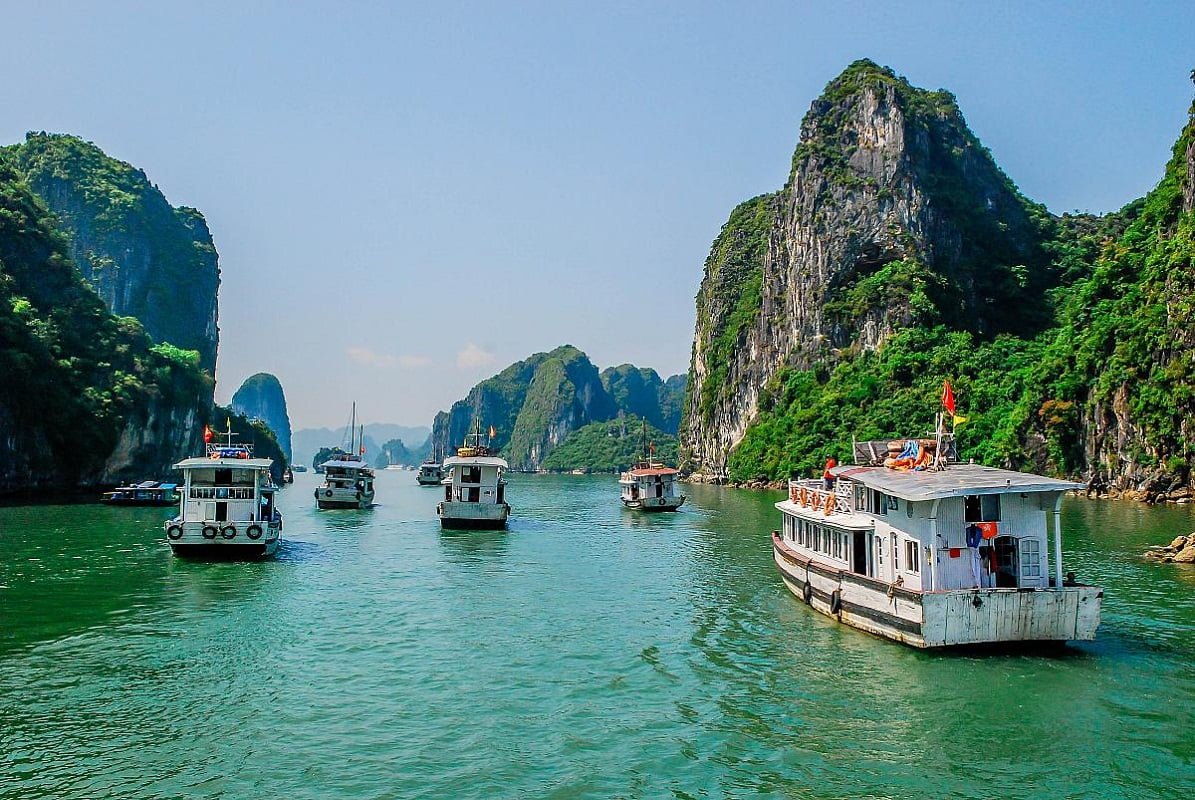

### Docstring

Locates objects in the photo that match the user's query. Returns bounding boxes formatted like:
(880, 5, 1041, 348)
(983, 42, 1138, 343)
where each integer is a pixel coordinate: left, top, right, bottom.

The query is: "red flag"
(360, 444, 366, 455)
(203, 425, 213, 443)
(941, 381, 956, 416)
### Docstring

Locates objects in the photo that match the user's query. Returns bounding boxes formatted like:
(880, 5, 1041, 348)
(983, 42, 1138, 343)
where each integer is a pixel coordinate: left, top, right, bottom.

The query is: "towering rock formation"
(7, 133, 220, 374)
(682, 60, 1052, 477)
(600, 365, 687, 434)
(0, 158, 212, 493)
(230, 373, 293, 460)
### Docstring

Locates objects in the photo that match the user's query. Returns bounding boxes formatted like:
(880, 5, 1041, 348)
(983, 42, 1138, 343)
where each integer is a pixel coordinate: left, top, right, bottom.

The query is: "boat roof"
(443, 455, 508, 468)
(174, 457, 274, 470)
(831, 463, 1083, 502)
(627, 467, 679, 477)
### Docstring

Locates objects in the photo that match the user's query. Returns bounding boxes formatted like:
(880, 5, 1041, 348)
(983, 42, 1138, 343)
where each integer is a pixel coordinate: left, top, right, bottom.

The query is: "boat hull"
(314, 487, 374, 509)
(438, 501, 509, 530)
(416, 477, 442, 486)
(165, 520, 282, 560)
(772, 533, 1102, 648)
(621, 496, 685, 512)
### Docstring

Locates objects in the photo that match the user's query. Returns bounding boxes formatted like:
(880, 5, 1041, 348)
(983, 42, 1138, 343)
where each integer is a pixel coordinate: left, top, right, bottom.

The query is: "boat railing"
(206, 443, 254, 458)
(787, 479, 853, 515)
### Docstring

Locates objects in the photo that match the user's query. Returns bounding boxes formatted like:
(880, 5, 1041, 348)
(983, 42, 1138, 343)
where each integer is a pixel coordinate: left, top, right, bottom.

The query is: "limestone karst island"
(2, 5, 1193, 798)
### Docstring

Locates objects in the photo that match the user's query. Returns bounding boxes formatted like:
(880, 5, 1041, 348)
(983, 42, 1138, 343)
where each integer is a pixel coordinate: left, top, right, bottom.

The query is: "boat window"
(964, 494, 1001, 522)
(866, 490, 886, 515)
(1019, 538, 1042, 579)
(854, 484, 866, 511)
(461, 466, 482, 484)
(904, 540, 920, 575)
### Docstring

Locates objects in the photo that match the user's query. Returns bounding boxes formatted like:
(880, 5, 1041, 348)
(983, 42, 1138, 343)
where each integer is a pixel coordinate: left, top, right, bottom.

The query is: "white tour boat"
(619, 433, 685, 511)
(164, 431, 282, 559)
(437, 426, 510, 529)
(416, 446, 444, 486)
(772, 434, 1102, 648)
(314, 405, 375, 509)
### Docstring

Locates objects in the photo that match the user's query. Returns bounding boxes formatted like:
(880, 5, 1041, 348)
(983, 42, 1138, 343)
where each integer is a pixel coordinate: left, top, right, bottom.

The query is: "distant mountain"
(373, 437, 432, 468)
(230, 373, 292, 460)
(431, 345, 685, 471)
(600, 365, 686, 434)
(292, 423, 429, 468)
(540, 416, 679, 473)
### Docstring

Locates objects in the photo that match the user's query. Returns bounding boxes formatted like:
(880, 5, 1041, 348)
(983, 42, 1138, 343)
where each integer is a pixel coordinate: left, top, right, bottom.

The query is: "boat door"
(215, 501, 227, 522)
(994, 536, 1019, 588)
(852, 531, 869, 576)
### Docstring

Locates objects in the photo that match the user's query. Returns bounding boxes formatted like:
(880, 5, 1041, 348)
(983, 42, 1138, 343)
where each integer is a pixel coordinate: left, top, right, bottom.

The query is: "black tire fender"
(220, 525, 236, 540)
(802, 581, 813, 605)
(246, 524, 263, 540)
(201, 525, 218, 540)
(167, 524, 184, 540)
(830, 589, 843, 615)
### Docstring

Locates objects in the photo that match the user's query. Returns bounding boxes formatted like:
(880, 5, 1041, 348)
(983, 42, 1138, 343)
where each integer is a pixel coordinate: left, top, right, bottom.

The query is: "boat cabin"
(438, 437, 511, 529)
(772, 437, 1102, 647)
(619, 461, 685, 511)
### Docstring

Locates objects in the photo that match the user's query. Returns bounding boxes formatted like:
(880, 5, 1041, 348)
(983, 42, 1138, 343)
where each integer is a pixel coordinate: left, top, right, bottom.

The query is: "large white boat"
(416, 446, 444, 486)
(164, 430, 282, 559)
(314, 404, 375, 509)
(772, 434, 1102, 648)
(619, 433, 686, 511)
(437, 426, 509, 529)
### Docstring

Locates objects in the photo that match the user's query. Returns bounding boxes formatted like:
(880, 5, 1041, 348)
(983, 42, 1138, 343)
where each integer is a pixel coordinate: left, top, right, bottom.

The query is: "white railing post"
(1052, 493, 1065, 588)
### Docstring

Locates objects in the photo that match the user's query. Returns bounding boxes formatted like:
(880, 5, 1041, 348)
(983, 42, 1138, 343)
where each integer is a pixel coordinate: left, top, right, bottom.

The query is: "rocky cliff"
(683, 60, 1053, 477)
(6, 133, 220, 374)
(0, 158, 212, 493)
(683, 60, 1195, 497)
(600, 365, 687, 434)
(230, 373, 292, 460)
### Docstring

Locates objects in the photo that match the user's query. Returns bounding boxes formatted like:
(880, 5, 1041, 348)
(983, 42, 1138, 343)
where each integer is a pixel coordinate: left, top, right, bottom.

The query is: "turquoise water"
(2, 472, 1193, 798)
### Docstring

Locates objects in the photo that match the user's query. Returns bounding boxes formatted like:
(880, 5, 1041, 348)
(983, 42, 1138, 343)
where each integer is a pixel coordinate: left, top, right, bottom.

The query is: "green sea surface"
(1, 472, 1193, 798)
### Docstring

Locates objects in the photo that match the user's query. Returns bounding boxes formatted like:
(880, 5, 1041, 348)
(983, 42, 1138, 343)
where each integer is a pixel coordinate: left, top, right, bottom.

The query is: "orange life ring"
(823, 493, 835, 516)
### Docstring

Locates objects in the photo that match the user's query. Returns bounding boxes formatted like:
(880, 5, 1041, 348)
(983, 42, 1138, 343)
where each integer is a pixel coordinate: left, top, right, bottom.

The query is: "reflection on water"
(2, 472, 1194, 798)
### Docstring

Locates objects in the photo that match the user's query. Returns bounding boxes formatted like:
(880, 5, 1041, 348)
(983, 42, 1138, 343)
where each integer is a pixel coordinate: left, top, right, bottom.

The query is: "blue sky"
(2, 1, 1191, 429)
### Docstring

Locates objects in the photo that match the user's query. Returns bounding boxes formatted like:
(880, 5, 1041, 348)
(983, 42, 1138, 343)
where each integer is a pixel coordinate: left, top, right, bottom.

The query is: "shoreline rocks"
(1144, 532, 1195, 563)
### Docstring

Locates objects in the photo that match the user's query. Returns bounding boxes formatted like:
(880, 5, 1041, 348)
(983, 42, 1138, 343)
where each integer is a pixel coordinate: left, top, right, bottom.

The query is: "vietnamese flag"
(203, 425, 213, 444)
(941, 380, 956, 416)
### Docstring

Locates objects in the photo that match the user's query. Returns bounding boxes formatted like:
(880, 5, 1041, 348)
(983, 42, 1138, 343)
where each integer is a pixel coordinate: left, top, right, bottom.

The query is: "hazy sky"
(2, 1, 1191, 429)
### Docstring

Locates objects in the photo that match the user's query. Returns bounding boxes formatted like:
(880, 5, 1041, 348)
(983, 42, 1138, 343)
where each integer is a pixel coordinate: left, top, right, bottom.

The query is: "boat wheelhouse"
(619, 462, 685, 511)
(772, 437, 1102, 648)
(165, 440, 282, 559)
(437, 427, 509, 529)
(102, 480, 179, 507)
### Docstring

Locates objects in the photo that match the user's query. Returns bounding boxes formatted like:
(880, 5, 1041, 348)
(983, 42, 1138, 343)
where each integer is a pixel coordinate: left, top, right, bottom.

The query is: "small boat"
(292, 464, 308, 473)
(619, 423, 685, 511)
(416, 446, 444, 486)
(384, 464, 405, 470)
(314, 404, 375, 509)
(437, 423, 510, 529)
(102, 480, 180, 506)
(164, 423, 282, 559)
(772, 405, 1102, 648)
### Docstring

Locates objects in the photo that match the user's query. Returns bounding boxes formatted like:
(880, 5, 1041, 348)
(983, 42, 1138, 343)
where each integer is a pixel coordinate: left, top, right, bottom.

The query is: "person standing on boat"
(822, 457, 837, 490)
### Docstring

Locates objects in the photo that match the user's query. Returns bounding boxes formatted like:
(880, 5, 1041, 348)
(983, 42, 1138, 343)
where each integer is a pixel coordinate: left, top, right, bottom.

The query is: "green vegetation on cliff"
(4, 133, 220, 373)
(0, 158, 210, 484)
(230, 372, 292, 460)
(726, 92, 1195, 488)
(541, 416, 678, 473)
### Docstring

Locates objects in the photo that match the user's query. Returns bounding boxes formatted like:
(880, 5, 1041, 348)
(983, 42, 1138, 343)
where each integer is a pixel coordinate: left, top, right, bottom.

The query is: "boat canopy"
(831, 463, 1082, 502)
(627, 467, 679, 477)
(322, 459, 373, 470)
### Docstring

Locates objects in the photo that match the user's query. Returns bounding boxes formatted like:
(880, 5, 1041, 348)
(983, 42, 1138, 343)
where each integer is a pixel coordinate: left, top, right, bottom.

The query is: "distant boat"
(384, 464, 405, 470)
(437, 423, 509, 529)
(619, 422, 685, 511)
(292, 464, 308, 473)
(164, 422, 282, 559)
(101, 480, 179, 507)
(417, 445, 444, 486)
(315, 403, 375, 510)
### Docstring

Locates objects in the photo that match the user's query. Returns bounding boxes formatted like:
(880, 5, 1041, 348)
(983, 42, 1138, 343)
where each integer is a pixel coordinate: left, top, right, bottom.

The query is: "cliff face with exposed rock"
(682, 60, 1051, 476)
(230, 373, 292, 460)
(6, 133, 220, 373)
